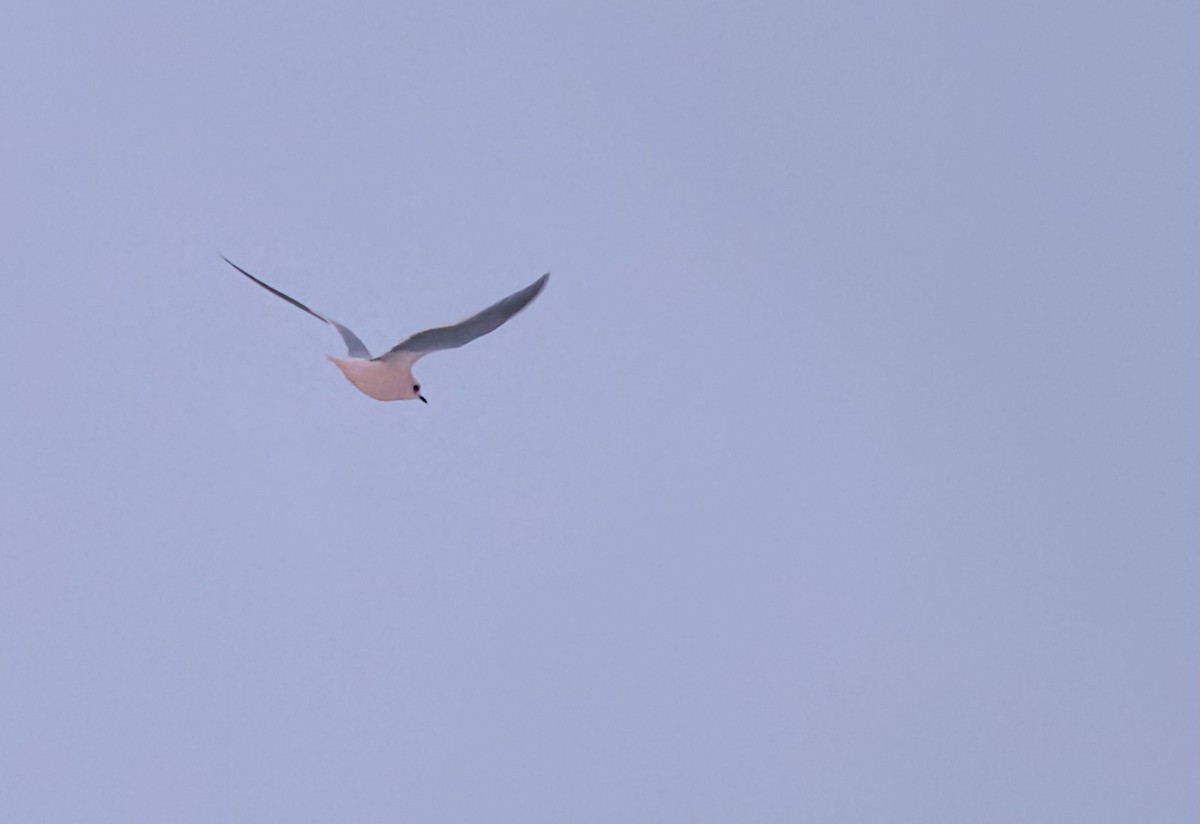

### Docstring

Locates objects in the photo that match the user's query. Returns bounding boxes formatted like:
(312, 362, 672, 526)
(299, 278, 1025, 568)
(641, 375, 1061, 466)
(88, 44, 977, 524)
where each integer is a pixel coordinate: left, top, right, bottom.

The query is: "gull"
(222, 256, 549, 402)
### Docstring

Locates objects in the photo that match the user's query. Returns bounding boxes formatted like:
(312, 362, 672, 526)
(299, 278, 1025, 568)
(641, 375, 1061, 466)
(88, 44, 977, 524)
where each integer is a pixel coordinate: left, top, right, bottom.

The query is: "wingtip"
(219, 254, 248, 275)
(522, 272, 550, 296)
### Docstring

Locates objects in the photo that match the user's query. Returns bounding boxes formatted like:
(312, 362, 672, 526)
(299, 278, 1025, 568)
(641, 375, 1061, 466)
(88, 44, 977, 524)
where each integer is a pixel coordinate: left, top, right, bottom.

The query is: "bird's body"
(221, 256, 548, 403)
(326, 354, 420, 402)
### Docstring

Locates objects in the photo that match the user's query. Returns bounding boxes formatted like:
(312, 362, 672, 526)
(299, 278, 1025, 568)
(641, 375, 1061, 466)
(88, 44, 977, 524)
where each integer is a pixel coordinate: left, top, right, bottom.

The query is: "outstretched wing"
(377, 273, 550, 364)
(222, 256, 371, 359)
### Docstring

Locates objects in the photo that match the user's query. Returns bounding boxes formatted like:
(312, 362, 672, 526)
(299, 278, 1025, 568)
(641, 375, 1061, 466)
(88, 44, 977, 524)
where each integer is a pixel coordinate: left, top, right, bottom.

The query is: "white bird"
(222, 256, 549, 403)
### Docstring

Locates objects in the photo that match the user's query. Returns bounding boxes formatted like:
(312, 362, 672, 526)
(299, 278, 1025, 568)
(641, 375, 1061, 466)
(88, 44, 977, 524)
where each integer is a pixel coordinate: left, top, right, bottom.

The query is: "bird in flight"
(222, 256, 549, 403)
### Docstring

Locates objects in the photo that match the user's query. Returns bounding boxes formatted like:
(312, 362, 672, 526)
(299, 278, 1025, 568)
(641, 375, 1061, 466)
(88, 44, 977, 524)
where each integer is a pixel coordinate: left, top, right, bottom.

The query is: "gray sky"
(1, 1, 1195, 821)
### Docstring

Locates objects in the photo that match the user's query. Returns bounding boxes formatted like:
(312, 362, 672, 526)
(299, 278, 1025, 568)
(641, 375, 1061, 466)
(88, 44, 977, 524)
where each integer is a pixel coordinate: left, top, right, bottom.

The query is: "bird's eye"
(413, 384, 420, 392)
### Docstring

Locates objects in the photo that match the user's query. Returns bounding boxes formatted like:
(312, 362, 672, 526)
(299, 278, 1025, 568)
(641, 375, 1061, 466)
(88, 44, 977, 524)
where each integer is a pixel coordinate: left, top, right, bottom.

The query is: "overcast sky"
(1, 1, 1195, 822)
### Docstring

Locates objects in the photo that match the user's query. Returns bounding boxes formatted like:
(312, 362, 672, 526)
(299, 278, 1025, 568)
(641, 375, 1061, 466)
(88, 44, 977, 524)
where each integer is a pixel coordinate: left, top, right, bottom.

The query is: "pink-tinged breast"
(326, 356, 417, 402)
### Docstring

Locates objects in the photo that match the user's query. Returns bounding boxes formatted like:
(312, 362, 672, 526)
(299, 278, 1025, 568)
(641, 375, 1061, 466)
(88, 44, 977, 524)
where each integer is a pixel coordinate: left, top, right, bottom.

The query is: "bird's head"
(412, 382, 427, 404)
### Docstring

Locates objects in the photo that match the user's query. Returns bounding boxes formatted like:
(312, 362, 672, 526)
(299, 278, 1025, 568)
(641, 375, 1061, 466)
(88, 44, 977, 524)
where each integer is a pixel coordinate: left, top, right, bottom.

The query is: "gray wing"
(222, 256, 371, 359)
(378, 273, 549, 363)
